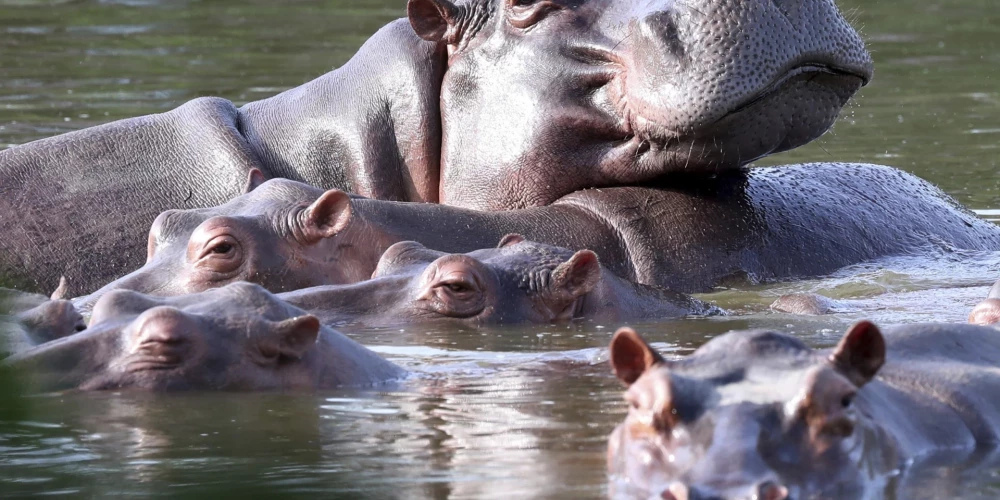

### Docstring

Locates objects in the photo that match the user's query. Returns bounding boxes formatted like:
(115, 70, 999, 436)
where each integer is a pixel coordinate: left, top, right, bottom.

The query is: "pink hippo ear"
(551, 250, 601, 298)
(242, 168, 266, 194)
(408, 0, 462, 43)
(497, 233, 526, 248)
(262, 315, 321, 360)
(302, 189, 353, 244)
(609, 327, 666, 386)
(829, 320, 886, 387)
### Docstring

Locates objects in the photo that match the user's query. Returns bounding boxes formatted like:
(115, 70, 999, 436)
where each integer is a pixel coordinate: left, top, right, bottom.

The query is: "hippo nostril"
(662, 482, 689, 500)
(133, 306, 194, 353)
(639, 11, 685, 61)
(755, 480, 789, 500)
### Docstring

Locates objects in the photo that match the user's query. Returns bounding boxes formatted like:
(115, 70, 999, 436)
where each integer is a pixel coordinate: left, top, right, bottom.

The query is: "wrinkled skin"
(3, 283, 405, 392)
(969, 279, 1000, 325)
(279, 236, 717, 327)
(0, 0, 870, 296)
(80, 163, 1000, 312)
(418, 0, 872, 208)
(607, 321, 1000, 499)
(770, 293, 853, 316)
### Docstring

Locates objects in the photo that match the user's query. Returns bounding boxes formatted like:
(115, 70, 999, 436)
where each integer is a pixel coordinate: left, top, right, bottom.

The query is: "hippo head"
(77, 176, 370, 311)
(369, 234, 608, 324)
(408, 0, 874, 209)
(607, 321, 892, 499)
(6, 282, 398, 392)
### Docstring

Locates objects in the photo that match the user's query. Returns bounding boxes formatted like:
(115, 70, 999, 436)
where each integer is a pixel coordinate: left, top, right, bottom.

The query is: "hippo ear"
(302, 189, 353, 244)
(50, 276, 69, 300)
(610, 327, 666, 386)
(551, 250, 601, 299)
(829, 320, 886, 387)
(497, 234, 526, 248)
(242, 168, 266, 194)
(408, 0, 461, 43)
(261, 315, 321, 360)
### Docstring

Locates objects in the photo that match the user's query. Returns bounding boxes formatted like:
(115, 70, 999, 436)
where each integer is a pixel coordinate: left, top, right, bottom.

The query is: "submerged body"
(607, 321, 1000, 499)
(4, 283, 405, 392)
(279, 237, 716, 327)
(0, 0, 872, 296)
(79, 164, 1000, 312)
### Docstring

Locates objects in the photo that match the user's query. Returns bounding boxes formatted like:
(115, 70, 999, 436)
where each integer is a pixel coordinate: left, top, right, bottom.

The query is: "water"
(2, 0, 1000, 497)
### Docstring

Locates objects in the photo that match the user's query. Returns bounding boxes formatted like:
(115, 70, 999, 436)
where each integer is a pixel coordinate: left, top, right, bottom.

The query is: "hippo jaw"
(606, 323, 899, 499)
(409, 0, 873, 209)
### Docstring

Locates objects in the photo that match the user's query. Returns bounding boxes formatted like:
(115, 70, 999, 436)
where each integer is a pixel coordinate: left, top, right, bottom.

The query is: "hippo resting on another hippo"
(279, 236, 717, 327)
(606, 321, 1000, 499)
(0, 0, 873, 296)
(78, 164, 1000, 312)
(3, 283, 405, 392)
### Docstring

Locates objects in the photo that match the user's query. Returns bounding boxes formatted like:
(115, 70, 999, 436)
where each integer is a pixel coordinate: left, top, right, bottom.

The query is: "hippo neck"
(241, 19, 447, 203)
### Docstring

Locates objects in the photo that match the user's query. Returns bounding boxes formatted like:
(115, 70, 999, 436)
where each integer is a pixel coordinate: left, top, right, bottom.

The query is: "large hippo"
(279, 236, 715, 327)
(0, 0, 872, 296)
(78, 164, 1000, 310)
(3, 283, 405, 392)
(606, 321, 1000, 499)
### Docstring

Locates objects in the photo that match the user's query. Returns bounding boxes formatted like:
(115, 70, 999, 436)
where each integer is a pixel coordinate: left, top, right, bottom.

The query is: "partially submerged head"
(407, 0, 873, 208)
(607, 321, 892, 499)
(7, 282, 402, 392)
(77, 175, 376, 311)
(344, 234, 707, 325)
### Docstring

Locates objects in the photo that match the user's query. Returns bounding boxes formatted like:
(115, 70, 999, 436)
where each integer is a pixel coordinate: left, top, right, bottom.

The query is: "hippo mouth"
(125, 357, 182, 372)
(721, 63, 871, 124)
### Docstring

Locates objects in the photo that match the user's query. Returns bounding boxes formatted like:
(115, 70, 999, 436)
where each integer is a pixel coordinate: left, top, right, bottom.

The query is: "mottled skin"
(770, 293, 852, 316)
(0, 0, 871, 296)
(969, 280, 1000, 325)
(79, 164, 1000, 312)
(607, 321, 1000, 499)
(3, 283, 405, 392)
(279, 236, 716, 327)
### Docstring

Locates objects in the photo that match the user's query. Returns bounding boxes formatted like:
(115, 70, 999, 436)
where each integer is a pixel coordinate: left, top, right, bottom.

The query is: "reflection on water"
(2, 0, 1000, 498)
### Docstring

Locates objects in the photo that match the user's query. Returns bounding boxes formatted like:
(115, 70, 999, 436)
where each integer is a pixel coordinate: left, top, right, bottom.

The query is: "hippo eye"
(444, 282, 473, 294)
(210, 242, 233, 254)
(841, 394, 854, 408)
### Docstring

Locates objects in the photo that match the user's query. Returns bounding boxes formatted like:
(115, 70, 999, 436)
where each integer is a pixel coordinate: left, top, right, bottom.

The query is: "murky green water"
(2, 0, 1000, 498)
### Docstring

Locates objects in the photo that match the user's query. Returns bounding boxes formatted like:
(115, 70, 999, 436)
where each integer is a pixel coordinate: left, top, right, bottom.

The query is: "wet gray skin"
(279, 236, 718, 327)
(4, 282, 405, 392)
(969, 279, 1000, 325)
(79, 163, 1000, 314)
(75, 173, 366, 313)
(607, 321, 1000, 499)
(0, 0, 871, 296)
(1, 287, 86, 350)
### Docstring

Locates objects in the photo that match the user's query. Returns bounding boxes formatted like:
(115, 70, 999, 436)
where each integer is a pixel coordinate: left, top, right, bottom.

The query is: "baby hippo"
(280, 235, 718, 326)
(2, 282, 85, 354)
(4, 282, 404, 392)
(607, 321, 1000, 499)
(969, 279, 1000, 325)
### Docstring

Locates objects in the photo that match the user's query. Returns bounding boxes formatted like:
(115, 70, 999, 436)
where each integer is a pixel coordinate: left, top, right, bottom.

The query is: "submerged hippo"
(79, 164, 1000, 310)
(280, 236, 716, 327)
(4, 283, 405, 392)
(607, 321, 1000, 499)
(1, 284, 86, 353)
(0, 0, 872, 296)
(969, 279, 1000, 325)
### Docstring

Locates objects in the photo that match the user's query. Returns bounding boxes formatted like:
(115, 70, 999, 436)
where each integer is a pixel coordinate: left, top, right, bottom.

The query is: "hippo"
(606, 321, 1000, 499)
(78, 163, 1000, 311)
(1, 284, 86, 353)
(3, 282, 405, 392)
(969, 280, 1000, 325)
(0, 0, 872, 296)
(769, 293, 853, 316)
(279, 236, 716, 327)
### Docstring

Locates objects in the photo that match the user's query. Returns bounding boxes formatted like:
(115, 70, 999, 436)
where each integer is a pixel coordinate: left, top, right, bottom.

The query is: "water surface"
(2, 0, 1000, 498)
